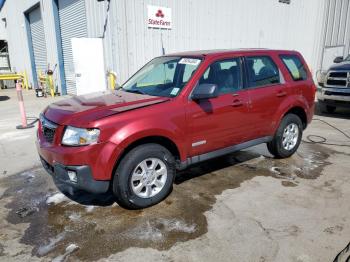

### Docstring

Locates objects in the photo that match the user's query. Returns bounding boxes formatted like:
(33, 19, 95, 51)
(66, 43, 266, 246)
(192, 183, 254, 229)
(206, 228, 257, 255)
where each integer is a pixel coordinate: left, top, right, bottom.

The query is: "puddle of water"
(52, 243, 79, 262)
(0, 143, 336, 261)
(37, 232, 66, 256)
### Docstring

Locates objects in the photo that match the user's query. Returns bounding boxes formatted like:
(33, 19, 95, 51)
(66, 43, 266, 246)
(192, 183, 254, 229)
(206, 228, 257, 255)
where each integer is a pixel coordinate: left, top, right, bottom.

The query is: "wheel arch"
(283, 106, 308, 129)
(111, 135, 182, 179)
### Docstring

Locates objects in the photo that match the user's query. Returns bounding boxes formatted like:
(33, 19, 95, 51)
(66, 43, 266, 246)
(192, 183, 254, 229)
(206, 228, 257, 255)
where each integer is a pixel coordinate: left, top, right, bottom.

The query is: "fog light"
(67, 170, 77, 183)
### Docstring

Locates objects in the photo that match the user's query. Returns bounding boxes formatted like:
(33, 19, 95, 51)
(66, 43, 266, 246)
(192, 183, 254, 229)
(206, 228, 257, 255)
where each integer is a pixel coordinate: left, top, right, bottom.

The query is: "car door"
(244, 55, 289, 138)
(186, 57, 252, 156)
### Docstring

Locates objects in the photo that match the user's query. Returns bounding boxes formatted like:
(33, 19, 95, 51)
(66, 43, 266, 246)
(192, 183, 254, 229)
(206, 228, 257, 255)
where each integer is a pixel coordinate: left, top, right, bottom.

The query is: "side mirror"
(333, 56, 343, 63)
(191, 84, 218, 100)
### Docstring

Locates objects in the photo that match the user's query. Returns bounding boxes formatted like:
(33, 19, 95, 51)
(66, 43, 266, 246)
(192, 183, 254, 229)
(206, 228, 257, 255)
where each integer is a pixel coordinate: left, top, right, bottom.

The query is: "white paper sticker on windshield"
(170, 87, 180, 96)
(179, 58, 201, 66)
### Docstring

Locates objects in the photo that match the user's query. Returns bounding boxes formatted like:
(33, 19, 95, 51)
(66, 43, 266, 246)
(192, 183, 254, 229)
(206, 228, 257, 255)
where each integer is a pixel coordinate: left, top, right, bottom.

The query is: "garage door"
(28, 6, 47, 84)
(58, 0, 88, 94)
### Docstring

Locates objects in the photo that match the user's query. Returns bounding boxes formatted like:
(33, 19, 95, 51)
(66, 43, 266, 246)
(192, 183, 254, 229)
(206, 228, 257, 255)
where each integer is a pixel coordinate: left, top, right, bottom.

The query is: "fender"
(108, 119, 187, 168)
(272, 94, 309, 132)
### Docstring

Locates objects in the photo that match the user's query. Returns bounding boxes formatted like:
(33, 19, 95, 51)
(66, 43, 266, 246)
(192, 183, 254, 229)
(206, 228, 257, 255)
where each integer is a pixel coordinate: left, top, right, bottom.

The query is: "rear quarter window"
(280, 54, 308, 81)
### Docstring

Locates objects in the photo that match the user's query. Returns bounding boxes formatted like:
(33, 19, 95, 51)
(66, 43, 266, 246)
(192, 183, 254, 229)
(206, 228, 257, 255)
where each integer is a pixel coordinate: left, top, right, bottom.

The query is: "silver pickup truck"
(317, 55, 350, 113)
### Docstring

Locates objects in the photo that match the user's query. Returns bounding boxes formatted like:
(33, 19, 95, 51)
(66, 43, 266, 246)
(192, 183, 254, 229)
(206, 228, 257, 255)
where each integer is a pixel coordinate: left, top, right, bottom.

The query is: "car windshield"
(344, 55, 350, 62)
(121, 56, 202, 97)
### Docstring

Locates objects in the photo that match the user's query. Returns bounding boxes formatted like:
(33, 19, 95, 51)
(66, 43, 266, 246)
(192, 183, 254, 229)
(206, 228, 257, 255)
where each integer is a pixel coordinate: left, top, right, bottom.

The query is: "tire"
(267, 114, 303, 159)
(318, 102, 336, 114)
(112, 143, 175, 209)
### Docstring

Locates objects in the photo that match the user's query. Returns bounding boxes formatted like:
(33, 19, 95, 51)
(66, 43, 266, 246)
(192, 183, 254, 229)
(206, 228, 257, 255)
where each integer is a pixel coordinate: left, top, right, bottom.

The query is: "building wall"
(0, 12, 7, 40)
(108, 0, 327, 83)
(319, 0, 350, 69)
(2, 0, 348, 93)
(0, 0, 62, 89)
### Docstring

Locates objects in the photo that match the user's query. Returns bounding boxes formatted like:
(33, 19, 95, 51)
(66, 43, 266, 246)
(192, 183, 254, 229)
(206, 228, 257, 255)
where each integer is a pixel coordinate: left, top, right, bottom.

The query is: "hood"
(329, 61, 350, 71)
(44, 90, 169, 126)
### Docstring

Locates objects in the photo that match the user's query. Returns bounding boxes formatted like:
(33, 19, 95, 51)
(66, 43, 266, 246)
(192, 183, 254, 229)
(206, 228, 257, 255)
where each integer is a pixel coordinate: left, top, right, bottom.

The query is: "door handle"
(232, 99, 243, 107)
(276, 90, 287, 97)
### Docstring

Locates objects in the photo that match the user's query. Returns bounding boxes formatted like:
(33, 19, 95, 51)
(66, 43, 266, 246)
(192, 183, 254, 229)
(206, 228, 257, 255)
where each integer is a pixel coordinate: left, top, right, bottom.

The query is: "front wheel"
(112, 143, 175, 209)
(267, 114, 303, 159)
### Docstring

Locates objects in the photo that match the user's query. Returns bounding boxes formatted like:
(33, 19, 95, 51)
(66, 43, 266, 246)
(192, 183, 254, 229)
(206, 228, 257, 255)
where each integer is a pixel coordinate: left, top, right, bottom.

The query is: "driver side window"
(199, 58, 242, 95)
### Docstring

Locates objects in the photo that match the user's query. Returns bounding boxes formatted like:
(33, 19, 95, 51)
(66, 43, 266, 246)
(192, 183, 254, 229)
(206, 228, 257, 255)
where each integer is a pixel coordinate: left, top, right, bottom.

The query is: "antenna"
(160, 30, 165, 55)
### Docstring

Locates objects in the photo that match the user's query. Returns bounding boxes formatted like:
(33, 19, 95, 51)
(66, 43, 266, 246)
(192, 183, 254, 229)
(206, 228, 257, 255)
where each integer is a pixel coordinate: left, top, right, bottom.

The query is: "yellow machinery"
(0, 72, 29, 90)
(1, 70, 116, 96)
(108, 70, 117, 90)
(38, 70, 55, 97)
(0, 71, 56, 97)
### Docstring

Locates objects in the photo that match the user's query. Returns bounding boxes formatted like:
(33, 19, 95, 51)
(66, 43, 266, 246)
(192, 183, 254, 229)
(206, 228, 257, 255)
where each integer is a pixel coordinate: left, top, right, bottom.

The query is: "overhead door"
(28, 6, 47, 85)
(58, 0, 88, 94)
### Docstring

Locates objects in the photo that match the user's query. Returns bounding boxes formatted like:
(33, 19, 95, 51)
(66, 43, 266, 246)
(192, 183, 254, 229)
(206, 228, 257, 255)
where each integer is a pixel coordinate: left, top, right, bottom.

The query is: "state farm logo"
(148, 6, 171, 29)
(155, 9, 164, 18)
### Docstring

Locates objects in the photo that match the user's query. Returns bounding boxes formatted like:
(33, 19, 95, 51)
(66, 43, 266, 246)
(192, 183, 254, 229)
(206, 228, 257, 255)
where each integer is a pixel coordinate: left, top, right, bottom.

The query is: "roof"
(165, 48, 297, 57)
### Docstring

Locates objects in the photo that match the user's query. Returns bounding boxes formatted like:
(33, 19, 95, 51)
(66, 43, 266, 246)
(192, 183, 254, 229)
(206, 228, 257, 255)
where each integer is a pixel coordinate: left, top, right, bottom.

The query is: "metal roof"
(165, 48, 296, 58)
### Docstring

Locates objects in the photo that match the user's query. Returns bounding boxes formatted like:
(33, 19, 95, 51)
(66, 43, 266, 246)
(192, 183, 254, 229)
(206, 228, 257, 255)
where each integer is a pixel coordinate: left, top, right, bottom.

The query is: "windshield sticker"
(170, 87, 180, 96)
(179, 58, 201, 66)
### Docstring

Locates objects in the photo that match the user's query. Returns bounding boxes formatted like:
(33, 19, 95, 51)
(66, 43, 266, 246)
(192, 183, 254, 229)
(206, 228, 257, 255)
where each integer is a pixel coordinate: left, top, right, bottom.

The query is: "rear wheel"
(112, 143, 175, 209)
(267, 114, 303, 159)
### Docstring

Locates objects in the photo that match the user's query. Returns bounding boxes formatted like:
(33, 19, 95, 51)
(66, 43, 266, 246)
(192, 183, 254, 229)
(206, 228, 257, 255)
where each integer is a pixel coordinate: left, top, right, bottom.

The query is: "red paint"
(36, 49, 315, 181)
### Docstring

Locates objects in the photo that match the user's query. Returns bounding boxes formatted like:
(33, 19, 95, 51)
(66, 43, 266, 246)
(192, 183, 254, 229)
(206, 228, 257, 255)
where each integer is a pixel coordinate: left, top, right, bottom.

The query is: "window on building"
(198, 58, 242, 95)
(280, 55, 308, 81)
(245, 56, 280, 88)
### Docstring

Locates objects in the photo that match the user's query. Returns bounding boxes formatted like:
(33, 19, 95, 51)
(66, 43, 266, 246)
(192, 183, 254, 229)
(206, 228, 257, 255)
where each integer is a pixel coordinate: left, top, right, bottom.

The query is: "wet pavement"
(1, 142, 345, 261)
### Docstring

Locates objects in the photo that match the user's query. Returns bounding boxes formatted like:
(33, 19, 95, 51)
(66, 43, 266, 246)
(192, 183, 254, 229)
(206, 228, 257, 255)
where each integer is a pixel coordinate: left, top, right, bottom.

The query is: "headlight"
(316, 70, 328, 86)
(62, 126, 100, 146)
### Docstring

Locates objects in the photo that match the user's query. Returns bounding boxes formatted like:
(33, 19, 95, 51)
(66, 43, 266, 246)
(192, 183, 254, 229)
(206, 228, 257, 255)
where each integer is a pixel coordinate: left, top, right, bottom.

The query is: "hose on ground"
(302, 118, 350, 147)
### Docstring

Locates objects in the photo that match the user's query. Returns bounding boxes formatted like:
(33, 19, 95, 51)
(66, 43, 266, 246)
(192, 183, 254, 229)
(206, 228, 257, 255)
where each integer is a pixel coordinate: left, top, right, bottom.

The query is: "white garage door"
(58, 0, 88, 95)
(28, 6, 47, 84)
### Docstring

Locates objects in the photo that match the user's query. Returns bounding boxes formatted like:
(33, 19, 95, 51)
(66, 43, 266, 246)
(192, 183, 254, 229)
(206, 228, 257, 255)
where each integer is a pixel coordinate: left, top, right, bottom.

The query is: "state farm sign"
(147, 5, 172, 29)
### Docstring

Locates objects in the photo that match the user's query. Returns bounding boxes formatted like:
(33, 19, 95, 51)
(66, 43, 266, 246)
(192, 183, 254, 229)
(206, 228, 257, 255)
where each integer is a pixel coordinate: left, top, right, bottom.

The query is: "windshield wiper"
(125, 89, 148, 95)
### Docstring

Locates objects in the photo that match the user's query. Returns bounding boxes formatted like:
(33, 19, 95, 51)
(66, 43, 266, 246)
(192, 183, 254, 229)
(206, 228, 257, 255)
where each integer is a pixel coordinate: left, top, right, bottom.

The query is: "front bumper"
(317, 86, 350, 107)
(40, 156, 110, 194)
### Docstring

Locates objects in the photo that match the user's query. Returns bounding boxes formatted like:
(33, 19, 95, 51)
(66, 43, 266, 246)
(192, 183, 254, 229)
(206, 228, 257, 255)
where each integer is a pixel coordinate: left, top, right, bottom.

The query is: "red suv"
(37, 49, 316, 209)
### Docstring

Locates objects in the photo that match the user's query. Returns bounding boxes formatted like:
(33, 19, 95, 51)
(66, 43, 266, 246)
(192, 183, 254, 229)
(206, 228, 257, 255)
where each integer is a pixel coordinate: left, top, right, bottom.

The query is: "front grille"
(40, 115, 57, 143)
(329, 72, 347, 78)
(43, 126, 56, 143)
(326, 71, 350, 88)
(326, 79, 347, 86)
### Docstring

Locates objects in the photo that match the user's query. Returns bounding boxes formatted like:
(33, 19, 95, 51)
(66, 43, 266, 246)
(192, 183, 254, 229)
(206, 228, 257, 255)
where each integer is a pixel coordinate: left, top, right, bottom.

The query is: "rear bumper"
(40, 156, 110, 194)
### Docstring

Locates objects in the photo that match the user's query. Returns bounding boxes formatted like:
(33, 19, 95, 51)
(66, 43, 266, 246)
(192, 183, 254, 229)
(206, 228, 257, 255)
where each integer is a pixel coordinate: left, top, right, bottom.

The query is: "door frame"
(52, 0, 67, 95)
(24, 3, 41, 88)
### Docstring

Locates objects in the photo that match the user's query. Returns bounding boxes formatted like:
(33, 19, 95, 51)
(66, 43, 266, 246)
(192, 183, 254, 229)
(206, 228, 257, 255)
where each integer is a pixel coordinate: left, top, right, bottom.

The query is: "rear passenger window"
(280, 55, 308, 81)
(245, 56, 280, 88)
